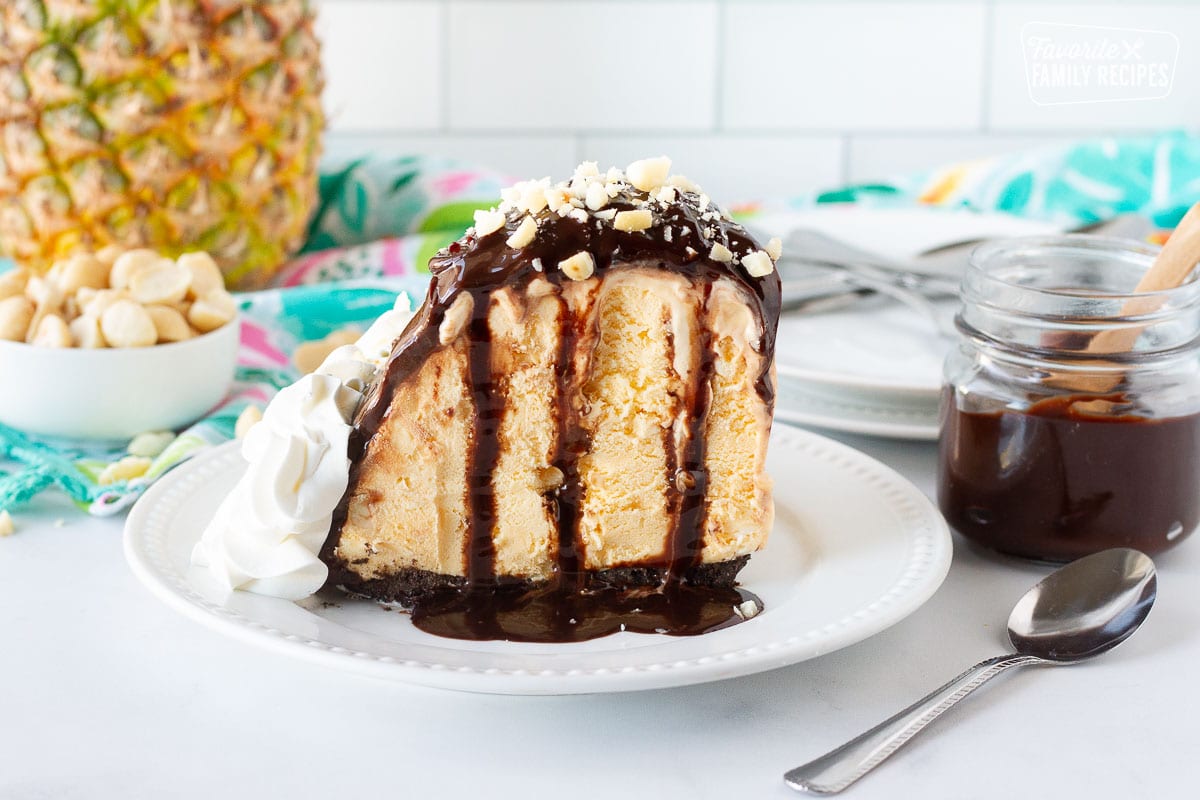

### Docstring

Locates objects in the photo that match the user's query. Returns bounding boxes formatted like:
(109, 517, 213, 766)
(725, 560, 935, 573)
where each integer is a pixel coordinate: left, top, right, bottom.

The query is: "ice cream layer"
(331, 266, 773, 583)
(321, 158, 782, 602)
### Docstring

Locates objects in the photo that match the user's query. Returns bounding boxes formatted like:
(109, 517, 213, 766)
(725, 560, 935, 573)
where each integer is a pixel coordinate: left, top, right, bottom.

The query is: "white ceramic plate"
(775, 376, 941, 441)
(124, 427, 952, 695)
(776, 299, 953, 399)
(766, 208, 1061, 398)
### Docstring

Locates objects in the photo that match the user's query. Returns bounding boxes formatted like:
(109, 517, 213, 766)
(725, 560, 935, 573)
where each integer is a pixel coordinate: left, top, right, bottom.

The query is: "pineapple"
(0, 0, 324, 289)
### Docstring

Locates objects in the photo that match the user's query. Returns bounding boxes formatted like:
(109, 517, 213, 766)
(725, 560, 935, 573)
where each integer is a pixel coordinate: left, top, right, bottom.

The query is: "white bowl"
(0, 316, 239, 442)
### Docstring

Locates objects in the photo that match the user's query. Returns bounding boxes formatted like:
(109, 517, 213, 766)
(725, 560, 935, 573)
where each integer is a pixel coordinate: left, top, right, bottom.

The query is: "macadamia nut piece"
(101, 300, 157, 348)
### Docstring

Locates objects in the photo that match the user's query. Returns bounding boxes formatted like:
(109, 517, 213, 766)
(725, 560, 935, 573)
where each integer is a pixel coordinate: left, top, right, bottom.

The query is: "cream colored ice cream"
(321, 159, 781, 601)
(332, 266, 774, 582)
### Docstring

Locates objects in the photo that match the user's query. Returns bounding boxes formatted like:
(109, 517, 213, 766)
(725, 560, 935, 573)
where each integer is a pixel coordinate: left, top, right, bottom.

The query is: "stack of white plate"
(775, 298, 948, 439)
(762, 207, 1062, 440)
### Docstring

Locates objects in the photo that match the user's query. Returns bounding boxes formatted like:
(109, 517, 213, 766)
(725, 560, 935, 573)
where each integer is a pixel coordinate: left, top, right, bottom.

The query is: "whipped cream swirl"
(191, 297, 413, 600)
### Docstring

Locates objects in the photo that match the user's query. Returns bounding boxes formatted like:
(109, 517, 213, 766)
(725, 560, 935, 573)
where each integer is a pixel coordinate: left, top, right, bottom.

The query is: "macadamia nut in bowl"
(0, 250, 240, 441)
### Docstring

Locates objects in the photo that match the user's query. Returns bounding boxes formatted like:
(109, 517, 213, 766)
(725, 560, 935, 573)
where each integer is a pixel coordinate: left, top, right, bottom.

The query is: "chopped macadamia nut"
(177, 252, 225, 298)
(518, 180, 550, 214)
(235, 405, 263, 439)
(742, 250, 775, 277)
(293, 327, 362, 374)
(2, 247, 234, 350)
(110, 249, 163, 290)
(188, 290, 237, 333)
(709, 243, 734, 263)
(81, 289, 126, 319)
(68, 314, 106, 348)
(472, 208, 506, 237)
(668, 174, 700, 193)
(128, 430, 174, 458)
(436, 294, 473, 347)
(544, 187, 570, 212)
(766, 237, 783, 261)
(0, 510, 13, 537)
(0, 268, 29, 301)
(626, 156, 671, 192)
(146, 305, 193, 343)
(506, 215, 538, 249)
(567, 175, 589, 198)
(558, 251, 595, 281)
(585, 182, 610, 211)
(31, 314, 72, 347)
(98, 455, 152, 486)
(94, 245, 122, 266)
(101, 300, 157, 348)
(614, 209, 653, 232)
(25, 275, 62, 310)
(56, 254, 108, 294)
(429, 160, 767, 294)
(734, 599, 761, 620)
(130, 260, 191, 305)
(0, 295, 35, 341)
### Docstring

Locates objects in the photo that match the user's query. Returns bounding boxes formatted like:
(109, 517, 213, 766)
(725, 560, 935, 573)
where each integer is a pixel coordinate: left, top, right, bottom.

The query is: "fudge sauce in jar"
(938, 236, 1200, 562)
(939, 392, 1200, 560)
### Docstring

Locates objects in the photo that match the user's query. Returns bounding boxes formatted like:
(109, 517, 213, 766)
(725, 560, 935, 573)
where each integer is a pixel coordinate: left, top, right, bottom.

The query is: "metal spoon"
(784, 548, 1157, 795)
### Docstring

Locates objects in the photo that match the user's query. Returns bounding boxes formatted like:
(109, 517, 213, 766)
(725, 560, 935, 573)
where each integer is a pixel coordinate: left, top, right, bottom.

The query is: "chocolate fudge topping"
(323, 172, 781, 642)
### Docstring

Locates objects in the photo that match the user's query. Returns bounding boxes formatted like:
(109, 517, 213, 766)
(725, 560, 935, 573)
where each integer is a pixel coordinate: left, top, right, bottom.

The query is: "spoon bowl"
(1008, 548, 1157, 662)
(785, 548, 1158, 794)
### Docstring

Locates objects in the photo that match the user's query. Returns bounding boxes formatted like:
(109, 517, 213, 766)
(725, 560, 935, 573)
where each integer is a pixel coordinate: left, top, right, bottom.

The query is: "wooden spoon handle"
(1085, 203, 1200, 361)
(1134, 202, 1200, 293)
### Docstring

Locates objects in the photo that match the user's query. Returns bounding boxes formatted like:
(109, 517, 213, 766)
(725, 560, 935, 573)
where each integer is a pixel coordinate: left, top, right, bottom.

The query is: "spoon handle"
(784, 654, 1044, 794)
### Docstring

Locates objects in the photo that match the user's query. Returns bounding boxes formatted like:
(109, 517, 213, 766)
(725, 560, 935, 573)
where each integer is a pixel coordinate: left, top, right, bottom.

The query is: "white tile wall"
(447, 1, 719, 130)
(316, 1, 442, 130)
(315, 0, 1200, 200)
(322, 133, 579, 179)
(722, 2, 986, 130)
(988, 3, 1200, 131)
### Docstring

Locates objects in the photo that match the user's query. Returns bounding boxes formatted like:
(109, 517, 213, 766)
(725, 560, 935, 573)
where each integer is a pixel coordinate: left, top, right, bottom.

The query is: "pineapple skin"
(0, 0, 325, 289)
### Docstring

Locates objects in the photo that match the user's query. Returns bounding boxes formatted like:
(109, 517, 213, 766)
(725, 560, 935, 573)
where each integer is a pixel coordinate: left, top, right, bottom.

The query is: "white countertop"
(2, 429, 1195, 799)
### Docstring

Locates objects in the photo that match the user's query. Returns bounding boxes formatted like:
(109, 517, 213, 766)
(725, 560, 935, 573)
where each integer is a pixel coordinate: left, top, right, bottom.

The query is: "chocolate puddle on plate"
(406, 582, 764, 643)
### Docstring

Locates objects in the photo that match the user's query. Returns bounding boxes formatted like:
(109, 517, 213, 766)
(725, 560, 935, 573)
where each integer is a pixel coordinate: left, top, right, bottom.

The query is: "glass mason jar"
(938, 235, 1200, 562)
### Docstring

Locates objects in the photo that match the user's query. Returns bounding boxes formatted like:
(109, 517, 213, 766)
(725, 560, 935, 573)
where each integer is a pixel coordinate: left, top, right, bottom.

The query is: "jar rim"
(968, 234, 1200, 304)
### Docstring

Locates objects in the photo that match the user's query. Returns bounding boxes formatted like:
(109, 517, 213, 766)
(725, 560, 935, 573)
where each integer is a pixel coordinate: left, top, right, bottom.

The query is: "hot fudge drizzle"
(324, 183, 780, 642)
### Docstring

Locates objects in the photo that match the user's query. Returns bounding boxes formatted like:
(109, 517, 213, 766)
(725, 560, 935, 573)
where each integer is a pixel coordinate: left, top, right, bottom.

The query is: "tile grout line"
(325, 127, 1137, 139)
